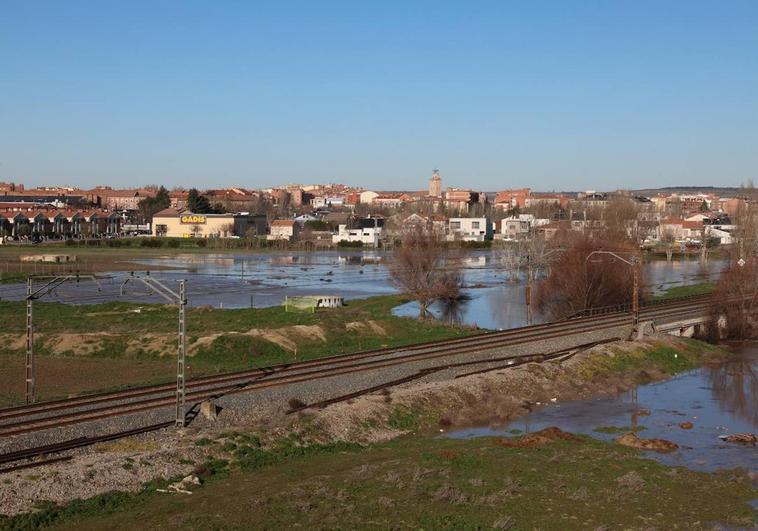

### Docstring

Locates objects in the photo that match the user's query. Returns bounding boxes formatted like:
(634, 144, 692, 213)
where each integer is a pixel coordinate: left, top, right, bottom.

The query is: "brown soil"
(493, 427, 582, 448)
(345, 321, 387, 335)
(0, 353, 174, 406)
(615, 432, 679, 453)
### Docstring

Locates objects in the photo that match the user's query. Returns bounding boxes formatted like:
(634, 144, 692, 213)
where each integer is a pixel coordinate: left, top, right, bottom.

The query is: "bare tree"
(388, 225, 466, 319)
(731, 182, 758, 260)
(536, 232, 642, 319)
(220, 222, 235, 238)
(660, 228, 677, 261)
(709, 257, 758, 339)
(602, 196, 640, 244)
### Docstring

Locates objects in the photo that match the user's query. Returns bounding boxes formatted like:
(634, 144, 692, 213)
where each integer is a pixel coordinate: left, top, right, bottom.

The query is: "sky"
(1, 1, 757, 192)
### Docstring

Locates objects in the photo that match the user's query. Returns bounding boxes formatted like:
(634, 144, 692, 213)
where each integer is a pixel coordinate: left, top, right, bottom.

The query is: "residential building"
(372, 193, 409, 209)
(332, 217, 384, 247)
(448, 217, 492, 241)
(500, 214, 548, 239)
(360, 190, 379, 204)
(95, 189, 153, 211)
(494, 188, 531, 211)
(535, 220, 571, 240)
(657, 219, 704, 241)
(268, 219, 300, 241)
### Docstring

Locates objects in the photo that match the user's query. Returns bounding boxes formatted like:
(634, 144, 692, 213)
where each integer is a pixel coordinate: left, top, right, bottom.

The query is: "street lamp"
(584, 250, 641, 329)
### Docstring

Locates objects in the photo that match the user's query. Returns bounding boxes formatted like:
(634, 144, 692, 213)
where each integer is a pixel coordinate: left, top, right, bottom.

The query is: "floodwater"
(448, 343, 758, 476)
(0, 251, 725, 330)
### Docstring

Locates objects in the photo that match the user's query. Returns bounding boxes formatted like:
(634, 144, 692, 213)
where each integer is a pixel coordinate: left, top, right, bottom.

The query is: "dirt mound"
(719, 433, 757, 446)
(345, 321, 386, 335)
(494, 427, 582, 448)
(188, 325, 328, 354)
(290, 325, 327, 342)
(615, 432, 679, 453)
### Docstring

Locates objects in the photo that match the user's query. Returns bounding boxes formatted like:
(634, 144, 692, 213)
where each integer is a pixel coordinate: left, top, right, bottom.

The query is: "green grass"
(0, 295, 478, 403)
(3, 434, 754, 530)
(651, 282, 715, 301)
(0, 272, 29, 285)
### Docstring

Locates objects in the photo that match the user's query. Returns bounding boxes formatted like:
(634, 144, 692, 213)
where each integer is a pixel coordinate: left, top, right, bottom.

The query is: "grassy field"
(0, 296, 476, 405)
(651, 282, 715, 301)
(4, 433, 755, 530)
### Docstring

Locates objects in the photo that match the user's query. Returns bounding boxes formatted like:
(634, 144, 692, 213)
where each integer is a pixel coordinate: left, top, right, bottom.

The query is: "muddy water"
(449, 344, 758, 475)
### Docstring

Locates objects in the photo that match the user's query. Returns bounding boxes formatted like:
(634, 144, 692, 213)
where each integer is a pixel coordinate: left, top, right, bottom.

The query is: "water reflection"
(708, 349, 758, 427)
(439, 297, 470, 326)
(0, 251, 728, 329)
(447, 345, 758, 475)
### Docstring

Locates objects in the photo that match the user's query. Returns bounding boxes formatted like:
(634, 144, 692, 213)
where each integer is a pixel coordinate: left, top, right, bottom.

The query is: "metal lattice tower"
(176, 280, 187, 427)
(25, 278, 34, 404)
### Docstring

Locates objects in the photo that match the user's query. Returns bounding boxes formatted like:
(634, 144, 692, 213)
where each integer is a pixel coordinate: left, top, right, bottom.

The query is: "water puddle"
(449, 344, 757, 475)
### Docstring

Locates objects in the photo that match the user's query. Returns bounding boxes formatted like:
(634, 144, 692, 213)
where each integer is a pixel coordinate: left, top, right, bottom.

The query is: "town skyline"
(3, 2, 757, 191)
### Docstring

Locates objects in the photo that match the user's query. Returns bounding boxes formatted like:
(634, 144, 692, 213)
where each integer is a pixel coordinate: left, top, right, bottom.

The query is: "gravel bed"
(0, 323, 630, 455)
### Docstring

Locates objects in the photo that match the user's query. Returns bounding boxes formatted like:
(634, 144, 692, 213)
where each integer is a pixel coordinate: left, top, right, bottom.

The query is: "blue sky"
(1, 1, 757, 191)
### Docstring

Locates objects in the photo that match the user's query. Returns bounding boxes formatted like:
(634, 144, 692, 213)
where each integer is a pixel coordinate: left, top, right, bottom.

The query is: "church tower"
(428, 169, 442, 197)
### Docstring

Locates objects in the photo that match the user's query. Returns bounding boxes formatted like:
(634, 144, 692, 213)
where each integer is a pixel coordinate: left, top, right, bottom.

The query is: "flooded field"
(449, 343, 758, 476)
(0, 251, 726, 330)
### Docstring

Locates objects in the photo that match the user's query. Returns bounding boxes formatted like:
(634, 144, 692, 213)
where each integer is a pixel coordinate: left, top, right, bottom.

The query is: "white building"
(268, 219, 299, 241)
(706, 226, 734, 245)
(311, 196, 345, 209)
(332, 224, 382, 247)
(499, 214, 550, 239)
(448, 217, 493, 241)
(359, 191, 379, 204)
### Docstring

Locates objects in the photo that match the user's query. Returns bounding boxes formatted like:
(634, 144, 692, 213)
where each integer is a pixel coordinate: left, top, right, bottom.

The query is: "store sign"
(180, 215, 206, 224)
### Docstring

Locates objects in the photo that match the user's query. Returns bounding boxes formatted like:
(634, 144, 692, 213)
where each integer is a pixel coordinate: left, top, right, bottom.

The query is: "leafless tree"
(709, 257, 758, 339)
(536, 232, 643, 319)
(660, 228, 677, 261)
(220, 222, 235, 238)
(731, 182, 758, 260)
(495, 233, 552, 281)
(602, 196, 641, 244)
(388, 225, 466, 319)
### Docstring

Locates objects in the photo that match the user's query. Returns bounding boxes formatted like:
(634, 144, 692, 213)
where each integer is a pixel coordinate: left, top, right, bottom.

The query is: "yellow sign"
(180, 215, 206, 224)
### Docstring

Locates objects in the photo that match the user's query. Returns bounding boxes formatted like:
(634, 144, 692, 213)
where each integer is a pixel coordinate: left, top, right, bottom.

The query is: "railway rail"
(0, 294, 713, 470)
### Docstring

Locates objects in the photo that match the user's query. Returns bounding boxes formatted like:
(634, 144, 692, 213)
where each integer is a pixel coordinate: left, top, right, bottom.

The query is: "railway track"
(0, 294, 710, 440)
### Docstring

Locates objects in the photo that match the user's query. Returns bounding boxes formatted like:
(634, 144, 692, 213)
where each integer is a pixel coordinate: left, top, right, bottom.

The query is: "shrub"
(139, 238, 164, 248)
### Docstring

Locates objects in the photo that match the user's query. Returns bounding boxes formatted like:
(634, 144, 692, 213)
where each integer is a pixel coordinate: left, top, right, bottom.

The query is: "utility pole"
(632, 257, 640, 328)
(25, 278, 34, 404)
(585, 251, 640, 333)
(121, 272, 188, 427)
(525, 256, 533, 326)
(24, 273, 102, 404)
(176, 280, 187, 428)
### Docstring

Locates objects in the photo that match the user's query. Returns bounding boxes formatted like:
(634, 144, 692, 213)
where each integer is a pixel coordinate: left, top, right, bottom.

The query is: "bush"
(337, 240, 363, 248)
(195, 239, 208, 248)
(166, 239, 180, 248)
(139, 238, 164, 248)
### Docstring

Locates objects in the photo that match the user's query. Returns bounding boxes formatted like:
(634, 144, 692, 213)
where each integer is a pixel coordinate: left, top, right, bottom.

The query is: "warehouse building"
(152, 208, 267, 238)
